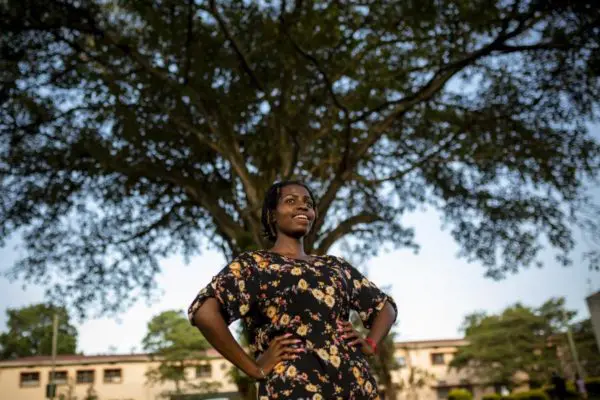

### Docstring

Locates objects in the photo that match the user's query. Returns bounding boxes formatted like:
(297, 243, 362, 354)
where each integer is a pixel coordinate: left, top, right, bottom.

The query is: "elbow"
(192, 297, 221, 330)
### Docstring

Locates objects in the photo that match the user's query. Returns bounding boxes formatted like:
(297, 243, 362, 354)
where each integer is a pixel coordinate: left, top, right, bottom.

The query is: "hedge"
(448, 388, 473, 400)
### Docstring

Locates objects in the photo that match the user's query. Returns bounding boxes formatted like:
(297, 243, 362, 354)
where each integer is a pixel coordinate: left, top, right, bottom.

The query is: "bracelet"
(364, 337, 378, 353)
(258, 367, 267, 380)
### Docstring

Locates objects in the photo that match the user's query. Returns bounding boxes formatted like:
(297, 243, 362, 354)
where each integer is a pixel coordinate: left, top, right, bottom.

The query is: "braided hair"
(261, 181, 317, 242)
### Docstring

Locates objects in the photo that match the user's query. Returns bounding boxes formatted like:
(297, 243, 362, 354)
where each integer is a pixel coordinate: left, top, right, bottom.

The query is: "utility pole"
(563, 310, 585, 379)
(47, 313, 58, 400)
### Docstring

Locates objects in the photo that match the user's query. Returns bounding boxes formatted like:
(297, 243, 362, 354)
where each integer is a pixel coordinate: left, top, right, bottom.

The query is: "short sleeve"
(188, 252, 260, 326)
(339, 257, 397, 329)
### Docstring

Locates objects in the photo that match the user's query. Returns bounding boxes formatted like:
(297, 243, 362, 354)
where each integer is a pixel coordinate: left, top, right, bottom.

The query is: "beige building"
(390, 339, 492, 400)
(0, 338, 488, 400)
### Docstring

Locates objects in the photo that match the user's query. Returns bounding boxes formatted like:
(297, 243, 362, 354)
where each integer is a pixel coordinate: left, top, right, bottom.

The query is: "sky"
(1, 200, 598, 355)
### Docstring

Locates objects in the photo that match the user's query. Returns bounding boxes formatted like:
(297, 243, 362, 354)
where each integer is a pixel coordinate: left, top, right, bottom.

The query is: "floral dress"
(188, 250, 397, 400)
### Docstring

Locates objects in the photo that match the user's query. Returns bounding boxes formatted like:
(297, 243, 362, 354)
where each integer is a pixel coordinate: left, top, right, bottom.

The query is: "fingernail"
(285, 333, 292, 336)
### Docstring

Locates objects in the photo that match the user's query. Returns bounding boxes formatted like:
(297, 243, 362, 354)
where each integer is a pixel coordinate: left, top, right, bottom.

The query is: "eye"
(285, 198, 295, 204)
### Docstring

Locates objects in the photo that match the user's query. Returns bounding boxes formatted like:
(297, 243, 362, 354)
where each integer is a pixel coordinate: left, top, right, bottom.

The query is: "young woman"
(188, 181, 397, 399)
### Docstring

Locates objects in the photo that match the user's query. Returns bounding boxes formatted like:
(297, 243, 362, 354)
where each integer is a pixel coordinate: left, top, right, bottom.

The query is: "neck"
(270, 235, 306, 258)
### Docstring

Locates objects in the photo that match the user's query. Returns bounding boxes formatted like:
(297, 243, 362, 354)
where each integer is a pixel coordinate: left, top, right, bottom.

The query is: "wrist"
(251, 363, 267, 380)
(364, 337, 378, 354)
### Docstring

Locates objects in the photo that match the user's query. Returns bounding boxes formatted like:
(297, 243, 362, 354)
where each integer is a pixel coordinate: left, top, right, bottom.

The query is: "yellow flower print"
(353, 279, 362, 289)
(291, 267, 302, 276)
(260, 397, 269, 400)
(365, 381, 373, 393)
(362, 278, 370, 286)
(325, 286, 335, 295)
(274, 363, 286, 375)
(229, 262, 241, 271)
(330, 345, 338, 355)
(306, 384, 318, 392)
(359, 311, 367, 321)
(231, 269, 241, 278)
(298, 279, 308, 291)
(280, 314, 290, 326)
(312, 289, 325, 301)
(266, 306, 277, 319)
(317, 348, 329, 361)
(270, 264, 281, 271)
(345, 270, 352, 279)
(252, 254, 263, 263)
(357, 376, 364, 386)
(352, 367, 361, 378)
(238, 280, 245, 291)
(296, 324, 309, 336)
(239, 304, 249, 316)
(330, 355, 341, 368)
(259, 260, 269, 270)
(286, 365, 297, 378)
(313, 394, 323, 400)
(324, 295, 335, 308)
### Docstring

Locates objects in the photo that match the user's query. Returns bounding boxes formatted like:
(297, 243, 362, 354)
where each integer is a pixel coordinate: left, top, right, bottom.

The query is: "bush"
(543, 384, 580, 399)
(482, 394, 502, 400)
(512, 390, 550, 400)
(449, 388, 473, 400)
(586, 377, 600, 397)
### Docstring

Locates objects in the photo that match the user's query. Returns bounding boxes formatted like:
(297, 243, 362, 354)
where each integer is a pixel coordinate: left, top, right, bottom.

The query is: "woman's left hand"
(336, 320, 376, 356)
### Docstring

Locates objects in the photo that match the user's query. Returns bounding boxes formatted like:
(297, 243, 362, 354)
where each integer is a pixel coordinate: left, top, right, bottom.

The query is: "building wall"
(390, 342, 492, 400)
(587, 291, 600, 353)
(0, 340, 491, 400)
(0, 357, 237, 400)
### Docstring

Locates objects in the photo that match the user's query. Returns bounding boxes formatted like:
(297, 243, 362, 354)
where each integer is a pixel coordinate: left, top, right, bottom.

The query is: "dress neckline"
(259, 250, 322, 263)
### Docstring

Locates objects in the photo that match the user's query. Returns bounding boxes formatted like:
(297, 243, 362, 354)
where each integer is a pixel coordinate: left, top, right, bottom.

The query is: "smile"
(293, 215, 310, 222)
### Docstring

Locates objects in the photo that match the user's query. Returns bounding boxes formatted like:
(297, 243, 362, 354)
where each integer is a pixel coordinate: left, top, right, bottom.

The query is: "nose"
(296, 203, 308, 211)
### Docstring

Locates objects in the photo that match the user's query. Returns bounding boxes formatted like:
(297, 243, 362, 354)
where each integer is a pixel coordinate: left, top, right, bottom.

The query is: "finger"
(280, 353, 299, 360)
(343, 332, 360, 340)
(282, 345, 305, 354)
(344, 326, 356, 334)
(276, 339, 302, 348)
(348, 338, 364, 347)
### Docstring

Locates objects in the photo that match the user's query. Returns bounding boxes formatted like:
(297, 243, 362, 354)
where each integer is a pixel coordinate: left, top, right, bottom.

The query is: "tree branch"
(315, 213, 382, 254)
(208, 0, 264, 92)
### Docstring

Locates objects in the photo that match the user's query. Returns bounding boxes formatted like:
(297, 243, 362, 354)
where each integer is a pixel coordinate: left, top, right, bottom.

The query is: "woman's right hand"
(254, 333, 304, 378)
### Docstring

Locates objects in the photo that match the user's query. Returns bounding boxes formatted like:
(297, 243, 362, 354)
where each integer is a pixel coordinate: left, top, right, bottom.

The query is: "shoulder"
(323, 254, 350, 265)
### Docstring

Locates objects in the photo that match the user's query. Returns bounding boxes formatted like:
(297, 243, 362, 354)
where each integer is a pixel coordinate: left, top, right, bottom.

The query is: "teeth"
(295, 215, 308, 220)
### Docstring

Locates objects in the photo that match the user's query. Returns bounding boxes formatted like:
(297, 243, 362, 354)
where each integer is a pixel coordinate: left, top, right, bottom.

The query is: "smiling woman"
(188, 181, 397, 399)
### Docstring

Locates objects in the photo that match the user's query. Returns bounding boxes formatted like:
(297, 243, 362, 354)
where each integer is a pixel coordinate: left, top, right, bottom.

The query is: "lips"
(293, 214, 310, 223)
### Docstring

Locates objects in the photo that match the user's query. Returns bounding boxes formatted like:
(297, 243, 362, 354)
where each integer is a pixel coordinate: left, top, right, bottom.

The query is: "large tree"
(450, 297, 576, 389)
(0, 303, 78, 359)
(1, 0, 599, 313)
(142, 310, 220, 397)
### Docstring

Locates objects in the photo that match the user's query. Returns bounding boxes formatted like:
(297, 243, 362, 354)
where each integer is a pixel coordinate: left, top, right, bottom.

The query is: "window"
(196, 364, 212, 378)
(20, 372, 40, 387)
(103, 368, 122, 384)
(437, 387, 450, 399)
(431, 352, 445, 365)
(48, 371, 68, 385)
(395, 356, 406, 368)
(76, 370, 95, 384)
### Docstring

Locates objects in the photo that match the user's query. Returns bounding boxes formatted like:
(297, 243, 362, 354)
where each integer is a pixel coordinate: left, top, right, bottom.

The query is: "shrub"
(512, 389, 550, 400)
(586, 377, 600, 397)
(449, 388, 473, 400)
(482, 394, 502, 400)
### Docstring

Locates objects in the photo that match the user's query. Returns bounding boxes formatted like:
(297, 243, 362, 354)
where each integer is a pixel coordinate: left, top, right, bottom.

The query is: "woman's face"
(273, 184, 316, 240)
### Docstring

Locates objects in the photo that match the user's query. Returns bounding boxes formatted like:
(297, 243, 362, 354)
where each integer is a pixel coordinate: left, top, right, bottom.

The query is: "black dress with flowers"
(188, 250, 397, 400)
